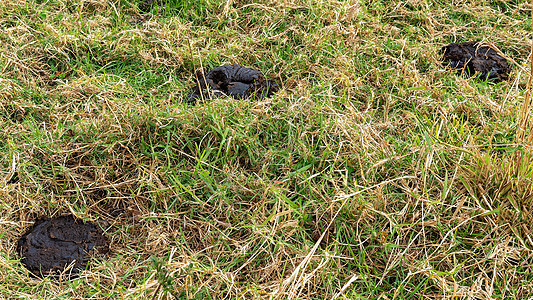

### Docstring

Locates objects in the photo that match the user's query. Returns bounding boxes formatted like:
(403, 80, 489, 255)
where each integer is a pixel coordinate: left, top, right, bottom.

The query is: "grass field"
(1, 0, 533, 299)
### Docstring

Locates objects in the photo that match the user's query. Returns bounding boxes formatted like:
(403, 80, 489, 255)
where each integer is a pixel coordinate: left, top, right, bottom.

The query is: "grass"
(0, 0, 532, 298)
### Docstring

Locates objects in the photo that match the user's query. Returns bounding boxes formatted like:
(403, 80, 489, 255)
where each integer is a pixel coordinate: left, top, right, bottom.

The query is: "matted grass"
(1, 0, 532, 299)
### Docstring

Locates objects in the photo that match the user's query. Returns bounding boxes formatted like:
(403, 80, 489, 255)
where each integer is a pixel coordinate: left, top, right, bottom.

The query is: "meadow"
(0, 0, 532, 298)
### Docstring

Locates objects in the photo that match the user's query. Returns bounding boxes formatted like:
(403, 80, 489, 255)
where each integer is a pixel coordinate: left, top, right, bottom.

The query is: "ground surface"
(0, 0, 532, 299)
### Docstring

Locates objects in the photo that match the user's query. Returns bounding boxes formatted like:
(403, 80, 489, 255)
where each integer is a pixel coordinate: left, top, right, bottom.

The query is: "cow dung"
(17, 215, 107, 278)
(441, 41, 510, 82)
(186, 64, 279, 104)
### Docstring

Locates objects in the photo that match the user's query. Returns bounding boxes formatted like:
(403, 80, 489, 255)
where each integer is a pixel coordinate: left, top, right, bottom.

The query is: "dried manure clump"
(186, 64, 279, 104)
(441, 41, 511, 82)
(17, 215, 108, 278)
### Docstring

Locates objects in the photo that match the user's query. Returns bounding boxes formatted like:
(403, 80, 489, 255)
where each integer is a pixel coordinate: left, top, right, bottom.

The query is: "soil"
(138, 0, 165, 12)
(17, 215, 108, 278)
(302, 213, 334, 246)
(186, 64, 279, 104)
(441, 41, 510, 82)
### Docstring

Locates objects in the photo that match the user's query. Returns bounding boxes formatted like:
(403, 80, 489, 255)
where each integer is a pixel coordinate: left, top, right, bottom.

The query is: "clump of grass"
(1, 0, 533, 298)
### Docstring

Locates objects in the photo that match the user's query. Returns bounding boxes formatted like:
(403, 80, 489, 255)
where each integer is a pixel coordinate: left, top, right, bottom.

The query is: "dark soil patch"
(302, 213, 335, 246)
(185, 64, 279, 104)
(17, 215, 108, 278)
(6, 171, 19, 184)
(138, 0, 165, 12)
(441, 41, 511, 82)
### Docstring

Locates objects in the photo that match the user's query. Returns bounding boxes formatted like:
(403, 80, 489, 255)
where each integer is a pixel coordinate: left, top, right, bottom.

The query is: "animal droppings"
(441, 41, 510, 82)
(186, 64, 279, 104)
(17, 215, 108, 279)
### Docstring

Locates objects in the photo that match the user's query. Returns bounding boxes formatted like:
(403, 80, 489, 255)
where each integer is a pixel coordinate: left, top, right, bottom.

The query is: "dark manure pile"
(186, 64, 279, 104)
(17, 215, 108, 279)
(441, 41, 511, 82)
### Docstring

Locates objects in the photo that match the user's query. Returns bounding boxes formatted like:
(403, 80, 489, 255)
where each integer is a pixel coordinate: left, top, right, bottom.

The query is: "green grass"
(1, 0, 533, 299)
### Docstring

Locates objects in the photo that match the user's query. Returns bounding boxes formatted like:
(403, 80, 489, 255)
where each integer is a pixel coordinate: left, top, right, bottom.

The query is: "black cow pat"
(186, 64, 279, 104)
(17, 215, 107, 279)
(441, 41, 510, 82)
